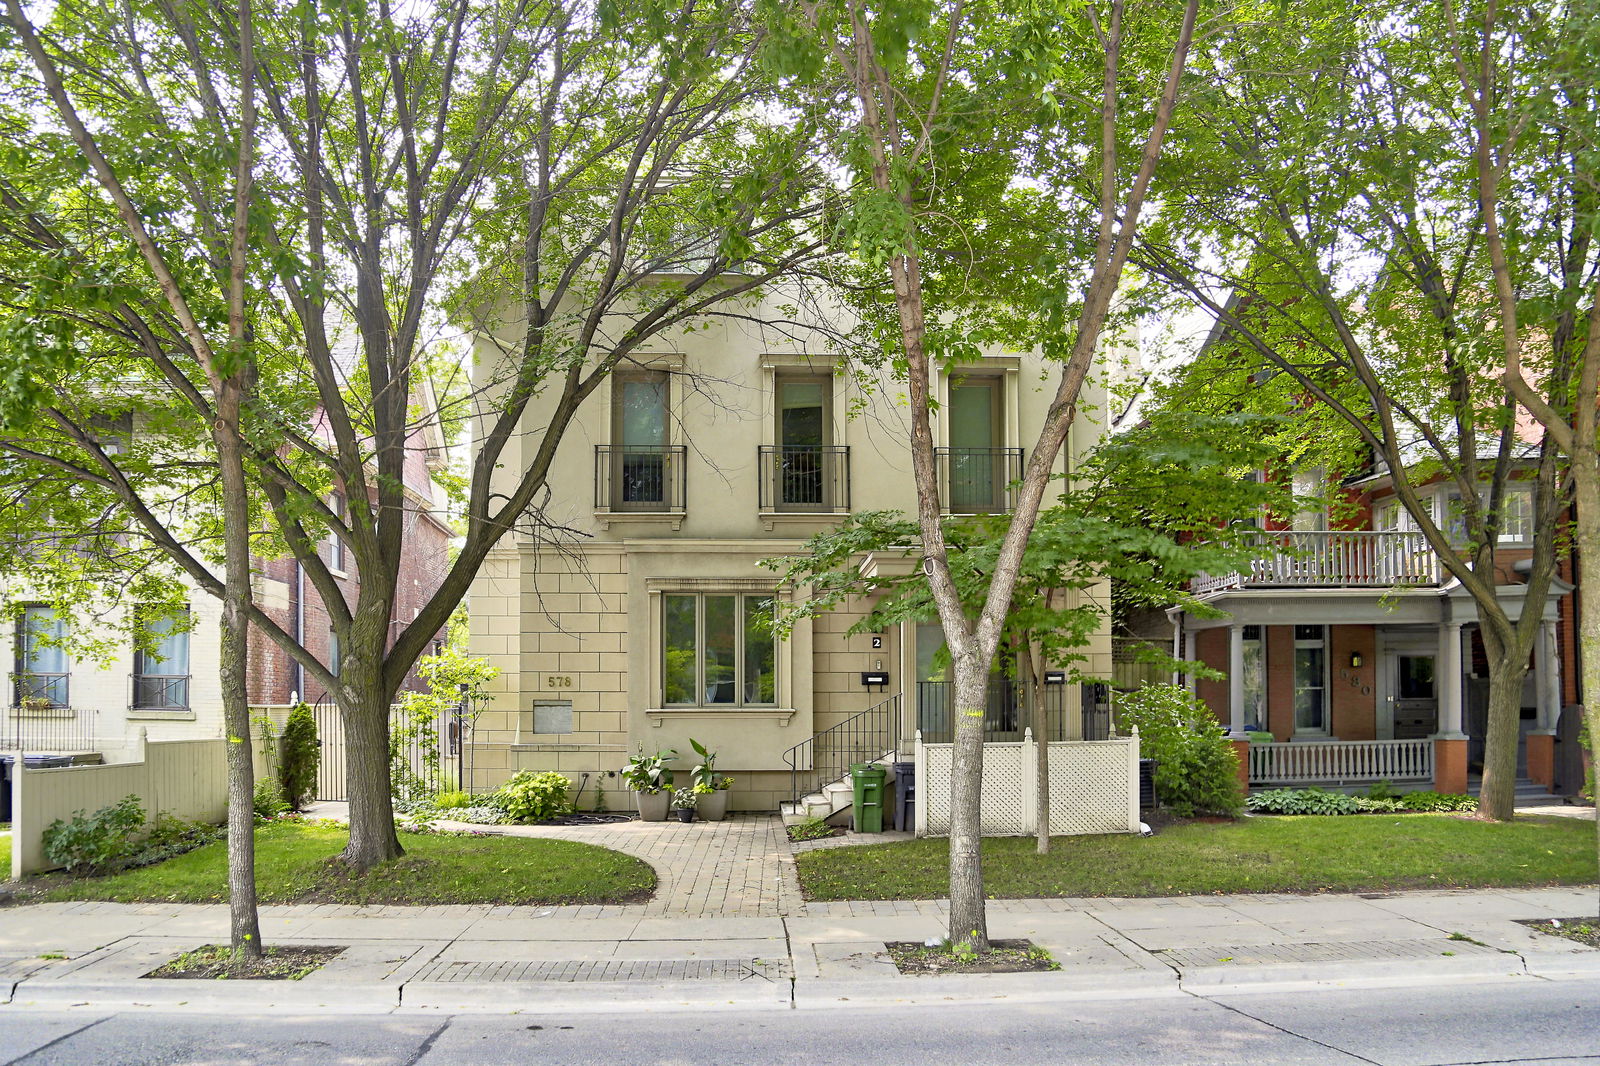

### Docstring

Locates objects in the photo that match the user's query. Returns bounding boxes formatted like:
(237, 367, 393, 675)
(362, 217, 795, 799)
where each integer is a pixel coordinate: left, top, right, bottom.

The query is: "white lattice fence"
(915, 730, 1140, 837)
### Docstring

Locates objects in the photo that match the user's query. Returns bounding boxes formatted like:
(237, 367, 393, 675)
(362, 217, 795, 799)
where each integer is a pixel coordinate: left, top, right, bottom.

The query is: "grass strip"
(797, 814, 1597, 900)
(32, 821, 655, 906)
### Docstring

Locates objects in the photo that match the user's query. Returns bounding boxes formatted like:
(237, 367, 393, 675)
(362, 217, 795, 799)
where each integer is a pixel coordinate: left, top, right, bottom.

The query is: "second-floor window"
(327, 492, 347, 572)
(133, 607, 190, 710)
(662, 593, 776, 707)
(764, 375, 847, 512)
(14, 605, 69, 707)
(608, 371, 676, 511)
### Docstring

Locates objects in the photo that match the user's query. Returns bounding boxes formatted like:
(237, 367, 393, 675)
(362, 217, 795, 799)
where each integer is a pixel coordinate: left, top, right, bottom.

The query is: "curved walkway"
(307, 803, 803, 918)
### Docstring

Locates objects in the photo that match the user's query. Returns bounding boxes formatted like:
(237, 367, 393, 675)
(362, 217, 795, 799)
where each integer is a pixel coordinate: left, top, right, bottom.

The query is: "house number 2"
(547, 675, 573, 689)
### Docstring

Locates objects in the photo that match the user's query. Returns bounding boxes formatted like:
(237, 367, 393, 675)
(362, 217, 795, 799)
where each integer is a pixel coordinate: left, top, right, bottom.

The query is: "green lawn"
(797, 814, 1599, 900)
(33, 821, 655, 906)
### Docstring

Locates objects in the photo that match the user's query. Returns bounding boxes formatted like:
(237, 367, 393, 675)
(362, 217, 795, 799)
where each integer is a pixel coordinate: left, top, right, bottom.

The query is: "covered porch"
(1170, 541, 1570, 795)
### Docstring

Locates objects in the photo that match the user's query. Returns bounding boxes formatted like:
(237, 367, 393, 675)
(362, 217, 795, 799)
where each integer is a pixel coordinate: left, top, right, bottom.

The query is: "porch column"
(1184, 629, 1198, 694)
(1227, 623, 1251, 794)
(1527, 620, 1560, 788)
(1171, 615, 1183, 687)
(1433, 619, 1468, 794)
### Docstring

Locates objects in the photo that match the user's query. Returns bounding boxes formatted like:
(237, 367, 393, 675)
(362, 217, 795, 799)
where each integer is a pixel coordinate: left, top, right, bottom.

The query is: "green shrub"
(497, 771, 572, 823)
(254, 778, 291, 819)
(1352, 796, 1404, 813)
(1400, 790, 1477, 812)
(279, 701, 320, 810)
(1364, 780, 1402, 801)
(42, 795, 145, 875)
(434, 790, 472, 810)
(1116, 684, 1244, 818)
(1245, 787, 1360, 815)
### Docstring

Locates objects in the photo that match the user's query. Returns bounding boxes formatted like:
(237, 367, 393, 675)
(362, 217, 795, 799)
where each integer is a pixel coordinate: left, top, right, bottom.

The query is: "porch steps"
(1467, 776, 1569, 809)
(780, 751, 896, 825)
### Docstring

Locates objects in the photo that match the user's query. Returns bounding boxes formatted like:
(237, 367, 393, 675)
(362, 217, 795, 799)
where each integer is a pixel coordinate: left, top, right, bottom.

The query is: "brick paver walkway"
(307, 804, 803, 918)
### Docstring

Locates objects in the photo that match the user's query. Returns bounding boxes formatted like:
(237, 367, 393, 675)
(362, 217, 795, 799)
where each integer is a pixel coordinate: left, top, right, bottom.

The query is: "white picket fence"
(914, 729, 1141, 837)
(1249, 739, 1433, 786)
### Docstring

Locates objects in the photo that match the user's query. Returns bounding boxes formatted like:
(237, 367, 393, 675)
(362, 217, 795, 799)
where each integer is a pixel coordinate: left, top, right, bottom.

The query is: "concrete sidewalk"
(2, 885, 1596, 1014)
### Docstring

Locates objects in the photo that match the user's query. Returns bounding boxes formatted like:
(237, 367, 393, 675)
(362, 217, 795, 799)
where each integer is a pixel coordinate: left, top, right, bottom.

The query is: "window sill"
(127, 708, 197, 721)
(595, 510, 686, 532)
(757, 510, 848, 532)
(645, 707, 796, 727)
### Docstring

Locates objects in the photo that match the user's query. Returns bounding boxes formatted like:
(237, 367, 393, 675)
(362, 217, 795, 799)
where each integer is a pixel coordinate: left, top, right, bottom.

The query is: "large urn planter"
(635, 789, 670, 822)
(697, 789, 730, 822)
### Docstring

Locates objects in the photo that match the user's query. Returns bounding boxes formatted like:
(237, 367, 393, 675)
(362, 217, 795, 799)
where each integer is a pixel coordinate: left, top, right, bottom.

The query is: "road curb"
(7, 976, 402, 1012)
(398, 977, 794, 1014)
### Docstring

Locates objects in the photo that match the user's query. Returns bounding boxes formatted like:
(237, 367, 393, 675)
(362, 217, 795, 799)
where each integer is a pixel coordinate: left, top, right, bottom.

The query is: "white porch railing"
(1194, 531, 1441, 592)
(1249, 738, 1434, 785)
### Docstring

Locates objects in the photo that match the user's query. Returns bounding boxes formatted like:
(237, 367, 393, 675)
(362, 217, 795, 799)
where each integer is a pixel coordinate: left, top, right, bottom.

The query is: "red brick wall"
(1266, 625, 1294, 739)
(1329, 626, 1377, 740)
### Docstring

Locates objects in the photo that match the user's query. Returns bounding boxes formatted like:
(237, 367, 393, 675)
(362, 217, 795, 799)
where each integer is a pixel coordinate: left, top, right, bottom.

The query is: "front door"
(1391, 653, 1438, 739)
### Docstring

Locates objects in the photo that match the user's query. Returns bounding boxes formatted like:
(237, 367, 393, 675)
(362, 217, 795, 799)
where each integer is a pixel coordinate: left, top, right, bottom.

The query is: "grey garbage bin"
(891, 761, 915, 832)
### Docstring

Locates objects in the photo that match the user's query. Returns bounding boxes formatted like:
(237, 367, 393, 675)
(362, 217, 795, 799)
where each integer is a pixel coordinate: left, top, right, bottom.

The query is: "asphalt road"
(3, 976, 1598, 1065)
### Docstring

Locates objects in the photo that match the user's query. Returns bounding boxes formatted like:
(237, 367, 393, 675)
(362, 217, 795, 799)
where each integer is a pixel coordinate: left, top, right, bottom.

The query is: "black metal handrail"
(131, 673, 190, 710)
(934, 446, 1024, 513)
(757, 445, 851, 512)
(784, 692, 900, 807)
(594, 445, 687, 512)
(915, 680, 1070, 743)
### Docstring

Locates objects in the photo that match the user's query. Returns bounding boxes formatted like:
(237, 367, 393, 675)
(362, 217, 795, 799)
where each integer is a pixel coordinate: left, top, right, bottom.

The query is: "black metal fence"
(311, 698, 467, 802)
(1, 705, 97, 752)
(916, 680, 1077, 744)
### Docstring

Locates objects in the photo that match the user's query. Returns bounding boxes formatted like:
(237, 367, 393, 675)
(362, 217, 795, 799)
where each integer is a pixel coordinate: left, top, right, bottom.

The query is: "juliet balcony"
(1192, 530, 1442, 594)
(935, 446, 1024, 514)
(758, 445, 851, 513)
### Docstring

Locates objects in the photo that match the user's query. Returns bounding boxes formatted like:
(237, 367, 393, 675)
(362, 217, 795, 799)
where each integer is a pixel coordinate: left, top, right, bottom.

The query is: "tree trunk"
(1477, 639, 1529, 822)
(339, 668, 403, 870)
(947, 656, 989, 951)
(1571, 449, 1600, 909)
(215, 420, 263, 958)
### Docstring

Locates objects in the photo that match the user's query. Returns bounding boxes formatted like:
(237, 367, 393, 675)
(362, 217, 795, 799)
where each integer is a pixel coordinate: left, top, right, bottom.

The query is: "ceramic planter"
(697, 789, 730, 821)
(635, 789, 670, 821)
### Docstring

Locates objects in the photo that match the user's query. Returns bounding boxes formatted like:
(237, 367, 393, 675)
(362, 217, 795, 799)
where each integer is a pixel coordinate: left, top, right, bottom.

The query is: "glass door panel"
(949, 381, 998, 511)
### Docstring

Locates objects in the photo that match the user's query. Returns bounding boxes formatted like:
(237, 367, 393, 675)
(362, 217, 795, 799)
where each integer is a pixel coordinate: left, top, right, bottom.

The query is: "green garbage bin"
(850, 762, 887, 833)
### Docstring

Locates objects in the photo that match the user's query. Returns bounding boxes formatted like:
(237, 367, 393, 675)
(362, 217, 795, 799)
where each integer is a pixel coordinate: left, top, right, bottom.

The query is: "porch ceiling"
(1177, 578, 1567, 630)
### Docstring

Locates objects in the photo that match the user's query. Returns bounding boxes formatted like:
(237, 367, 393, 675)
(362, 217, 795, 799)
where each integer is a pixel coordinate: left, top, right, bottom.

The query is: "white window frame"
(1292, 624, 1329, 736)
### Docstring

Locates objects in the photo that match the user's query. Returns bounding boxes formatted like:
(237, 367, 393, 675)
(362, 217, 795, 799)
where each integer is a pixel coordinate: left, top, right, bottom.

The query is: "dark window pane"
(663, 595, 697, 705)
(743, 598, 776, 704)
(704, 596, 735, 704)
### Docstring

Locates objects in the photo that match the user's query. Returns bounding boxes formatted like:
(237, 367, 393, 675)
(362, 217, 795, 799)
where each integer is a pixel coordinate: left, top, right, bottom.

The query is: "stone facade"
(466, 290, 1114, 811)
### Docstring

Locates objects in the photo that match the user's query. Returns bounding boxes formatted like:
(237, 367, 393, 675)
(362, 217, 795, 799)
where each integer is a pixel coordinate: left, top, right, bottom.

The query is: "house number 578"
(547, 675, 572, 688)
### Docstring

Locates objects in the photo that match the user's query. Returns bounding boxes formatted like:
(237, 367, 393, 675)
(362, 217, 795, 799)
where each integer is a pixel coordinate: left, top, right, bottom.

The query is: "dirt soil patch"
(1517, 917, 1600, 949)
(886, 938, 1059, 976)
(144, 944, 346, 981)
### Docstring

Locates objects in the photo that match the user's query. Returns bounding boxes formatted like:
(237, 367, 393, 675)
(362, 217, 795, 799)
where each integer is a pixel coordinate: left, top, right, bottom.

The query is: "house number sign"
(546, 675, 573, 689)
(1336, 667, 1372, 696)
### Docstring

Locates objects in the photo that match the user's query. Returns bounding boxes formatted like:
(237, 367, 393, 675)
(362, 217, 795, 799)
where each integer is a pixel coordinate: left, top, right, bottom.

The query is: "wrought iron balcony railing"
(935, 447, 1024, 513)
(132, 673, 190, 711)
(758, 445, 850, 513)
(594, 445, 687, 513)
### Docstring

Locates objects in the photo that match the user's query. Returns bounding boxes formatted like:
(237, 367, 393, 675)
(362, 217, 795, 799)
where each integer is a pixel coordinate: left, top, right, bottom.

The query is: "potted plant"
(688, 738, 734, 822)
(671, 786, 699, 823)
(620, 750, 676, 822)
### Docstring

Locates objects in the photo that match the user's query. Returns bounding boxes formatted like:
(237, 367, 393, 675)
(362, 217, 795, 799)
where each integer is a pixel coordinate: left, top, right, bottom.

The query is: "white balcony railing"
(1194, 531, 1441, 592)
(1250, 738, 1434, 785)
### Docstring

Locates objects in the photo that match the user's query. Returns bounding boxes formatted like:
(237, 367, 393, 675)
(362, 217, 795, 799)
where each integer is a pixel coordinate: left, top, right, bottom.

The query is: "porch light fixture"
(1350, 652, 1363, 669)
